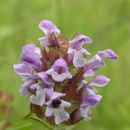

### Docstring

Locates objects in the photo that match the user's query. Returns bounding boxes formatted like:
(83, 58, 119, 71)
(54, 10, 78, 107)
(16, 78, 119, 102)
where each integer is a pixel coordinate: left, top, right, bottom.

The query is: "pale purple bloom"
(39, 20, 60, 35)
(46, 58, 72, 82)
(30, 86, 53, 106)
(21, 44, 42, 71)
(67, 34, 92, 67)
(81, 94, 102, 107)
(76, 83, 102, 121)
(30, 86, 46, 106)
(89, 75, 110, 87)
(14, 63, 36, 96)
(38, 20, 60, 49)
(97, 49, 118, 60)
(13, 63, 33, 79)
(45, 91, 71, 124)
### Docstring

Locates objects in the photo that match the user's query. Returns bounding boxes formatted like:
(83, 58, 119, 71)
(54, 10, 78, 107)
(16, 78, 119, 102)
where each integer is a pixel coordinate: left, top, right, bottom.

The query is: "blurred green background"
(0, 0, 130, 130)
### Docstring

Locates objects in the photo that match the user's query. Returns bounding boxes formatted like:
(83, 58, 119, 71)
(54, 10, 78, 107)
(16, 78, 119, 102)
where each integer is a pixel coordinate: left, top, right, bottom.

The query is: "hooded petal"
(53, 58, 68, 72)
(46, 58, 71, 82)
(73, 50, 86, 67)
(13, 63, 32, 77)
(39, 20, 60, 35)
(81, 94, 102, 107)
(89, 75, 110, 87)
(70, 34, 92, 50)
(21, 44, 42, 71)
(97, 49, 118, 60)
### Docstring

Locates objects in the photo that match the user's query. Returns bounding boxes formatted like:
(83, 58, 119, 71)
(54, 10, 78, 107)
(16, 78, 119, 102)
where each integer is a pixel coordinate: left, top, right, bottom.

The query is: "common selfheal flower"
(14, 19, 118, 126)
(46, 58, 72, 82)
(89, 75, 110, 87)
(97, 49, 118, 60)
(13, 63, 36, 96)
(30, 86, 46, 106)
(67, 34, 92, 67)
(74, 83, 102, 122)
(21, 44, 42, 71)
(39, 20, 60, 35)
(45, 91, 71, 124)
(38, 20, 60, 49)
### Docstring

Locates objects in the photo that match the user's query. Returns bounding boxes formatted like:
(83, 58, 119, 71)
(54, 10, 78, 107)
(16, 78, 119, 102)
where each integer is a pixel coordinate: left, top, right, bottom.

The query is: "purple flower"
(21, 44, 42, 71)
(75, 84, 102, 121)
(30, 86, 53, 106)
(14, 19, 118, 125)
(13, 63, 36, 96)
(38, 20, 60, 49)
(67, 34, 92, 67)
(97, 49, 118, 60)
(45, 91, 71, 124)
(39, 20, 60, 35)
(89, 75, 110, 87)
(46, 58, 72, 82)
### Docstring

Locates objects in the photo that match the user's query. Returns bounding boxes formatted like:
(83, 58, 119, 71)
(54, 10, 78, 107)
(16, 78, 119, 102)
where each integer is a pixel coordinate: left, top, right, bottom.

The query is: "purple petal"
(35, 72, 54, 87)
(30, 86, 46, 106)
(13, 64, 32, 77)
(90, 75, 110, 87)
(21, 44, 42, 71)
(70, 34, 92, 50)
(46, 68, 72, 82)
(97, 49, 118, 60)
(54, 108, 70, 124)
(39, 20, 60, 35)
(53, 58, 68, 73)
(82, 94, 102, 107)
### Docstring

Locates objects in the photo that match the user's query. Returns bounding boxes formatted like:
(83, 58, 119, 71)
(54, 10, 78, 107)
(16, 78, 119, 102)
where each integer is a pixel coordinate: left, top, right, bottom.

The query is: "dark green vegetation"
(0, 0, 129, 130)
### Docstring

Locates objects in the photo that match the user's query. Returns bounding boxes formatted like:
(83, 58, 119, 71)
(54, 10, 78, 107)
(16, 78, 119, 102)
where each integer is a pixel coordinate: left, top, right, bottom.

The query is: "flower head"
(14, 19, 118, 125)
